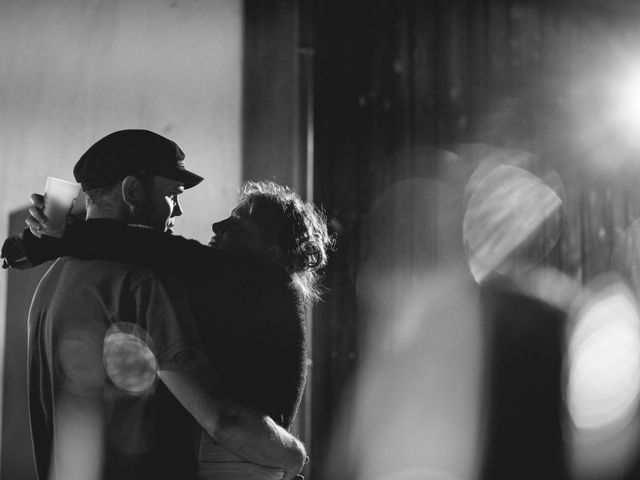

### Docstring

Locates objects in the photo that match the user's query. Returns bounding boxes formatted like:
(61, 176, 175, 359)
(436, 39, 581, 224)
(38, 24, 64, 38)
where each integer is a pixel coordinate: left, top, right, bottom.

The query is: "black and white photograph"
(2, 1, 640, 479)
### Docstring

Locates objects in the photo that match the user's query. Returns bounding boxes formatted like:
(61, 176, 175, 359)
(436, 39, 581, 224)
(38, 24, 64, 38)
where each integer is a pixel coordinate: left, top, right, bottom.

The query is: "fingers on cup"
(30, 193, 45, 208)
(28, 206, 48, 225)
(25, 217, 43, 238)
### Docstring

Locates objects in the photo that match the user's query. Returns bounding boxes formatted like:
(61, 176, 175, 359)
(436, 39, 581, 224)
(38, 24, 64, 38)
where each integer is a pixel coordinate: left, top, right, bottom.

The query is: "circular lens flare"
(103, 323, 158, 395)
(568, 284, 640, 432)
(58, 326, 106, 396)
(566, 279, 640, 479)
(463, 164, 563, 282)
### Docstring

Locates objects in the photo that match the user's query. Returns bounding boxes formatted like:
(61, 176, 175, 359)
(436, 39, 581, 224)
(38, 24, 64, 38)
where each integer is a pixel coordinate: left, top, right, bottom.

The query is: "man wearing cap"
(72, 129, 204, 234)
(24, 130, 306, 480)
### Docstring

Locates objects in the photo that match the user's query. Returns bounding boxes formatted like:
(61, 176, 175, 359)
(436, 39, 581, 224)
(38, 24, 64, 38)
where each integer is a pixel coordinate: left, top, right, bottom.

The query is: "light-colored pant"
(197, 461, 285, 480)
(197, 430, 285, 480)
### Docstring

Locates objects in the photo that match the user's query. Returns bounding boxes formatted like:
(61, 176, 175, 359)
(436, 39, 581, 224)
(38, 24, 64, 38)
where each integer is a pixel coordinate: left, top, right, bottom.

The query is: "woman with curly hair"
(10, 180, 333, 480)
(211, 181, 331, 306)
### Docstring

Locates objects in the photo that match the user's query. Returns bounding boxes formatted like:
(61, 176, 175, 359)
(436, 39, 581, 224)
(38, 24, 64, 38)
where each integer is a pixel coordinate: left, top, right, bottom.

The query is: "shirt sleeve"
(130, 272, 208, 369)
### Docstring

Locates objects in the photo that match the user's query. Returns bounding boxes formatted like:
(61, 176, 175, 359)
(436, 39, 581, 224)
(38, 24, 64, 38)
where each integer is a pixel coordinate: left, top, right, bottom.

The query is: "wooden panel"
(243, 0, 304, 189)
(242, 2, 315, 476)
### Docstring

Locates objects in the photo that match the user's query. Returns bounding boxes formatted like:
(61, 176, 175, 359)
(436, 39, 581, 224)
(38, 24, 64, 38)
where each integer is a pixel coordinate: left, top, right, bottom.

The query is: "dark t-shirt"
(25, 220, 307, 430)
(28, 257, 203, 480)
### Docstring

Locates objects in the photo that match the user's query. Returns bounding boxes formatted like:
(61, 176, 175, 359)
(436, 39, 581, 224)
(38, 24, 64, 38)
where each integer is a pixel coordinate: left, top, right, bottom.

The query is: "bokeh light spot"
(463, 164, 563, 282)
(567, 283, 640, 433)
(103, 323, 158, 395)
(58, 326, 106, 396)
(565, 279, 640, 479)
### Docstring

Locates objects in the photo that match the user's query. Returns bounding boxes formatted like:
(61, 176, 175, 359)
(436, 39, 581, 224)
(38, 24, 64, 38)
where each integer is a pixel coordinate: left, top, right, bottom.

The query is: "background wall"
(0, 0, 242, 475)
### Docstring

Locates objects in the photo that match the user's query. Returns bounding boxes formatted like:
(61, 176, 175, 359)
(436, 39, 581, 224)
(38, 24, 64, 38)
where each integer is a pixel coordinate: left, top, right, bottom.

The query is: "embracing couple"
(2, 129, 333, 480)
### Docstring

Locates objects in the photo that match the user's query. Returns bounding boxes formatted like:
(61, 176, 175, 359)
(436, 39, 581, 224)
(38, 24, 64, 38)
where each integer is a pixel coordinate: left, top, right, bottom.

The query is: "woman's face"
(209, 200, 278, 261)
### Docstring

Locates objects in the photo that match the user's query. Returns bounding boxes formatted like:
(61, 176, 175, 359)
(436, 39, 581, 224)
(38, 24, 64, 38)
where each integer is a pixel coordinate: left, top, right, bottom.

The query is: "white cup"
(43, 177, 81, 238)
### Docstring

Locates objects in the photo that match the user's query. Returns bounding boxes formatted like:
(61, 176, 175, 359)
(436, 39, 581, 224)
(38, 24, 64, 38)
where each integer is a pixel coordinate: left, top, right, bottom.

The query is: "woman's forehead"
(232, 199, 252, 217)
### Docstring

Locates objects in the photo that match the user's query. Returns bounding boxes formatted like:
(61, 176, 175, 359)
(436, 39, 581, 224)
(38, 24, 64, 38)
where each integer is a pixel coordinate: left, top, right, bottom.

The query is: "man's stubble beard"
(124, 189, 158, 230)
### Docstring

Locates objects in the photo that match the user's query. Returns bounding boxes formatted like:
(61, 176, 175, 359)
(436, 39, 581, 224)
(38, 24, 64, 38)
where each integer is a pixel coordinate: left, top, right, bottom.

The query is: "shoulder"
(59, 256, 169, 292)
(122, 263, 185, 295)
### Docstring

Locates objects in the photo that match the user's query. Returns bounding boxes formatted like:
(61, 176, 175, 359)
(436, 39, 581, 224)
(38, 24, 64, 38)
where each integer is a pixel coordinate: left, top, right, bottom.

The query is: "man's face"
(139, 176, 185, 233)
(209, 199, 276, 260)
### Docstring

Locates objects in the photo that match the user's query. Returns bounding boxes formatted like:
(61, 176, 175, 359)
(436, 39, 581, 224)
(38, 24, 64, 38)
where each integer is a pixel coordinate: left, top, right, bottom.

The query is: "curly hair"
(239, 181, 334, 305)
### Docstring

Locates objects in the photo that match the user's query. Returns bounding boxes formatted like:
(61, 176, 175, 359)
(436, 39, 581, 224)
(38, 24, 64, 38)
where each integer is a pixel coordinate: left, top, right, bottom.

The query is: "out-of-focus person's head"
(73, 129, 203, 232)
(211, 181, 334, 304)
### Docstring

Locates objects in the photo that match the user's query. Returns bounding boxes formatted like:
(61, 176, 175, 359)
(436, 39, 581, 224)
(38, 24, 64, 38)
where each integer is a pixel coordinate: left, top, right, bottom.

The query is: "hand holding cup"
(26, 177, 81, 238)
(26, 194, 47, 238)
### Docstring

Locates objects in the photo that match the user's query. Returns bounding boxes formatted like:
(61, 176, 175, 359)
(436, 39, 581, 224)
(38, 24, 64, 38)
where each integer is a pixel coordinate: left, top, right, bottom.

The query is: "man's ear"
(121, 175, 145, 210)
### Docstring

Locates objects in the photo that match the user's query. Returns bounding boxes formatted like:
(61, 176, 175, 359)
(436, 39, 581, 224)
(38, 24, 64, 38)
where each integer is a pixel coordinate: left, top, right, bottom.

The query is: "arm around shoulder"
(143, 267, 306, 478)
(157, 354, 306, 478)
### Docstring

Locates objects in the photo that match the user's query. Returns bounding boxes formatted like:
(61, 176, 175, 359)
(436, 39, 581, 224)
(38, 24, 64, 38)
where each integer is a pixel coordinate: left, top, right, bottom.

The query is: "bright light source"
(607, 66, 640, 145)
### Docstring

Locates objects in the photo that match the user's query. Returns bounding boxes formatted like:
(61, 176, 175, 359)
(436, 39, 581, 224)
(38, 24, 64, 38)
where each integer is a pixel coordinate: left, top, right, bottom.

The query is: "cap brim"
(170, 169, 204, 189)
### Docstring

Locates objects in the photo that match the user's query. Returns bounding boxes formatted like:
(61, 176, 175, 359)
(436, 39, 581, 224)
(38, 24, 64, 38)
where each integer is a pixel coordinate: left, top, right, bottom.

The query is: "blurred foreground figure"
(13, 130, 307, 480)
(324, 167, 572, 480)
(326, 270, 569, 480)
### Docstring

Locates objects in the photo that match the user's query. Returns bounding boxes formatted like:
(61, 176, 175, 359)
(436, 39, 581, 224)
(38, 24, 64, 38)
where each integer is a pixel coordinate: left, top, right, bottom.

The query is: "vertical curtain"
(312, 0, 640, 477)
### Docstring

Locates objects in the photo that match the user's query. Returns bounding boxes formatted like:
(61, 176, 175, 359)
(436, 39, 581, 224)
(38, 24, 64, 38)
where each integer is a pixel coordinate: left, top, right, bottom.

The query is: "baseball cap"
(73, 129, 204, 191)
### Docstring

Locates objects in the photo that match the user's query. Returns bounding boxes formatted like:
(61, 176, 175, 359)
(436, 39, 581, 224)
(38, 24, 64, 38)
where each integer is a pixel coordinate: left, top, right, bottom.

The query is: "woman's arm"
(144, 272, 306, 479)
(61, 219, 230, 274)
(1, 228, 67, 269)
(5, 196, 262, 283)
(158, 358, 306, 480)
